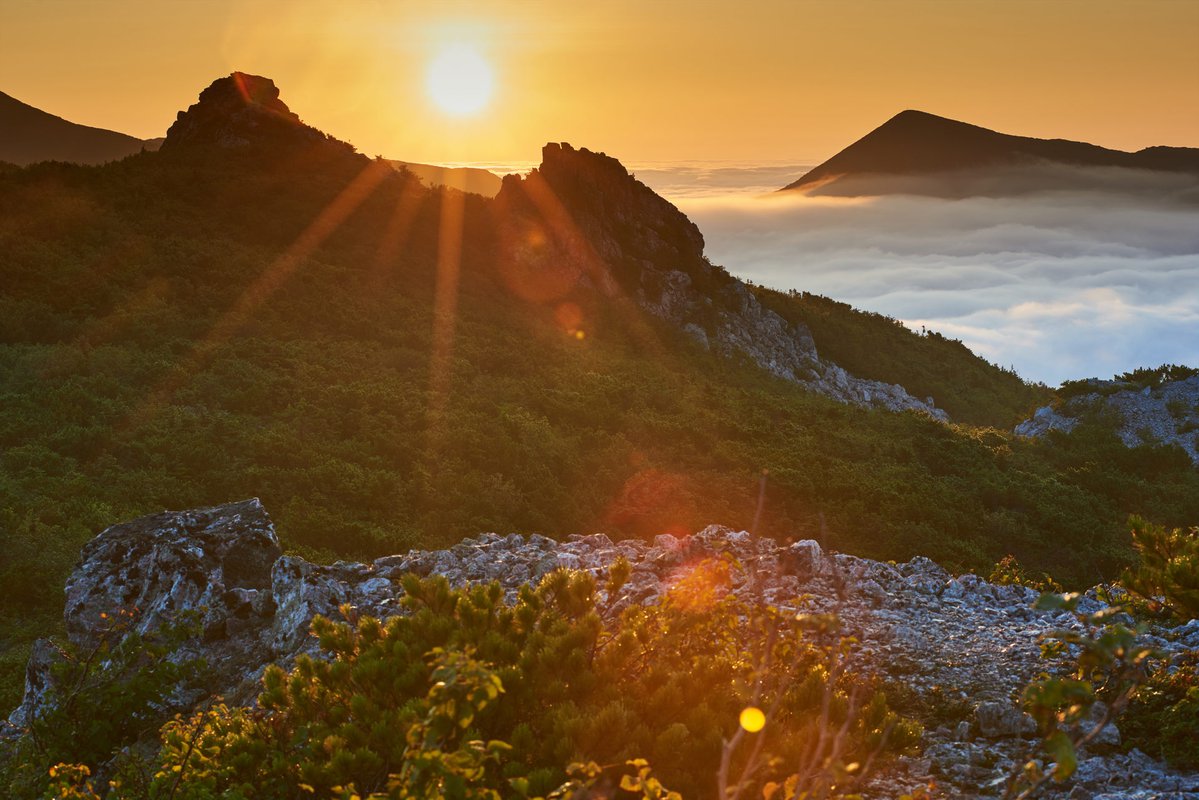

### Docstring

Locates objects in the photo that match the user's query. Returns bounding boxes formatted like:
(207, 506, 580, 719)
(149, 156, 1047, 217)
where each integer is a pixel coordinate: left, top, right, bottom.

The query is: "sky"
(3, 0, 1198, 165)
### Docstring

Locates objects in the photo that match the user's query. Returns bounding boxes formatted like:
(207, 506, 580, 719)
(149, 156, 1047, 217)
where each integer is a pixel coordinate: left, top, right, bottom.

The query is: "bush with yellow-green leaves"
(10, 561, 920, 800)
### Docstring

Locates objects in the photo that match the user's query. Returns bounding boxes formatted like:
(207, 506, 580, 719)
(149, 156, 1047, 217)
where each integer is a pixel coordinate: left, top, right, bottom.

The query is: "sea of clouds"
(631, 164, 1199, 386)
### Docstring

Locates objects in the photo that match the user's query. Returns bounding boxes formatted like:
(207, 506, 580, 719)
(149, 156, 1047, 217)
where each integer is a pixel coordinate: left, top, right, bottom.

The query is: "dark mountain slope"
(0, 90, 159, 166)
(782, 110, 1199, 196)
(4, 74, 1199, 710)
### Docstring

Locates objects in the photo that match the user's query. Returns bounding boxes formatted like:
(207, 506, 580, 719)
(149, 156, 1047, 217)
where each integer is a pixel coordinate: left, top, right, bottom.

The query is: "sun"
(425, 44, 494, 116)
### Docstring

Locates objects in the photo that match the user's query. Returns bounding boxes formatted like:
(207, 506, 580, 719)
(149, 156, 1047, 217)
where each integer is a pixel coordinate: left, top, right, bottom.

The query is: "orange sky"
(3, 0, 1196, 165)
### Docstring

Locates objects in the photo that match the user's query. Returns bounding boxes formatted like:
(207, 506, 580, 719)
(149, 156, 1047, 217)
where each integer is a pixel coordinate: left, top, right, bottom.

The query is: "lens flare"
(740, 706, 766, 733)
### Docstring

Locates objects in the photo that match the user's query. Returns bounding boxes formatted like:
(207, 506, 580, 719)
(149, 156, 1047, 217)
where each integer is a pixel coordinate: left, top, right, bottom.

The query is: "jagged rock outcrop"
(1016, 375, 1199, 463)
(9, 500, 1198, 797)
(499, 143, 948, 419)
(147, 73, 947, 419)
(160, 72, 350, 156)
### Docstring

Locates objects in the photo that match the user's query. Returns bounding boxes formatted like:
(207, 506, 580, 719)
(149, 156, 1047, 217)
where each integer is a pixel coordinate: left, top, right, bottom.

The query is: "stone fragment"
(975, 701, 1036, 738)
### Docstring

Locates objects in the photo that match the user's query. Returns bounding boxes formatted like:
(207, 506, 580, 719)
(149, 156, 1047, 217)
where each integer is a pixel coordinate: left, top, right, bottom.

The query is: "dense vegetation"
(752, 288, 1051, 428)
(1058, 364, 1199, 401)
(2, 564, 920, 799)
(2, 137, 1199, 717)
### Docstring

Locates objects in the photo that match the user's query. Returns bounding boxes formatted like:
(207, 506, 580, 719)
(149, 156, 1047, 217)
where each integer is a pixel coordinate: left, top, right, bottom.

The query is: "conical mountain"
(783, 109, 1199, 195)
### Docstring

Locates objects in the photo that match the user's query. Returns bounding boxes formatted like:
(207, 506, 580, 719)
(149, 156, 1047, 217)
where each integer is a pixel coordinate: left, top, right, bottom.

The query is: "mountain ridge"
(0, 89, 161, 166)
(782, 109, 1199, 196)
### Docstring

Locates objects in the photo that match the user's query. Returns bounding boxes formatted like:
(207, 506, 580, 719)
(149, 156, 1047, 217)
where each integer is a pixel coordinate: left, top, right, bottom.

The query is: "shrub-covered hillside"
(754, 288, 1051, 427)
(2, 75, 1199, 711)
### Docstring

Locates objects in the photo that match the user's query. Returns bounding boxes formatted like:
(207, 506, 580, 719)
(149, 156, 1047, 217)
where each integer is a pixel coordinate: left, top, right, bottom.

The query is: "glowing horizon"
(2, 0, 1196, 166)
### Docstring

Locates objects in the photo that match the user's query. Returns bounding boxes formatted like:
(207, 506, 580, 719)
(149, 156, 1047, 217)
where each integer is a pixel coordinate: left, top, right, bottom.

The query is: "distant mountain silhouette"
(388, 160, 502, 197)
(0, 90, 160, 166)
(782, 110, 1199, 196)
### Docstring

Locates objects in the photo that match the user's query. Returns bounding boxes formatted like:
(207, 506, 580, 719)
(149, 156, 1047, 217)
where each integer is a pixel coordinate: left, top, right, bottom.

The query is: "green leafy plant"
(988, 555, 1061, 593)
(1119, 651, 1199, 770)
(1005, 592, 1156, 799)
(0, 608, 202, 799)
(27, 564, 919, 800)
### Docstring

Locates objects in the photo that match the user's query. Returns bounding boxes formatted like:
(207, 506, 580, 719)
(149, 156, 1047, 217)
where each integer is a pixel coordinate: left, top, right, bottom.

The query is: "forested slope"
(3, 74, 1198, 709)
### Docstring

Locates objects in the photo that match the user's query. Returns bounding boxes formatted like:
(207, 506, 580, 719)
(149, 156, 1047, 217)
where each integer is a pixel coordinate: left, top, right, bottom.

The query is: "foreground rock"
(9, 500, 1198, 798)
(1016, 374, 1199, 464)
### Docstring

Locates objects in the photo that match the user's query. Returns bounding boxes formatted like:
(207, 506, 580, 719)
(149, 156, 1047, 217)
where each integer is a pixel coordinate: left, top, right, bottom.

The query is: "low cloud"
(657, 175, 1199, 385)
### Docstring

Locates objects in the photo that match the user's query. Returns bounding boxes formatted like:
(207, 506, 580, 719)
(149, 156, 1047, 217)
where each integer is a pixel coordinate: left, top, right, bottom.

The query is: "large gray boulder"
(63, 498, 280, 646)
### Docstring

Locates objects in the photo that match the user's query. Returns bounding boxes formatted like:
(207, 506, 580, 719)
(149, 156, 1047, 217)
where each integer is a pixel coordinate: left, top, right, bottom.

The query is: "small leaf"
(1045, 730, 1077, 781)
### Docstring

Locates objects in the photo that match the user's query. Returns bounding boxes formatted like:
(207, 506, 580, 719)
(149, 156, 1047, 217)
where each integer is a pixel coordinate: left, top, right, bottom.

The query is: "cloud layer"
(637, 169, 1199, 386)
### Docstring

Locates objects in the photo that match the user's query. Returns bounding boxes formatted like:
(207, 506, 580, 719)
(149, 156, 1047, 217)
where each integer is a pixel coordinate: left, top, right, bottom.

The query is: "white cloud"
(662, 180, 1199, 385)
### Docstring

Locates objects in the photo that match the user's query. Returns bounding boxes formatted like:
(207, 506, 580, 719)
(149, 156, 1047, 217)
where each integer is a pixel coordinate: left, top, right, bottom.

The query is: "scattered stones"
(975, 701, 1037, 738)
(7, 500, 1198, 799)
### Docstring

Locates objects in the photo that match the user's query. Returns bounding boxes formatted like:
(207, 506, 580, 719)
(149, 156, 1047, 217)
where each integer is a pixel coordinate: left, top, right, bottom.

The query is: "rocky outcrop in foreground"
(1016, 375, 1199, 464)
(9, 500, 1198, 797)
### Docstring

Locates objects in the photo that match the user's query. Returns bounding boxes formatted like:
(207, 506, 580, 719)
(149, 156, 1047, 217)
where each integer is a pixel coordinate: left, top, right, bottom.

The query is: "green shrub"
(1121, 652, 1199, 770)
(988, 555, 1061, 593)
(38, 565, 918, 800)
(1009, 592, 1157, 798)
(1122, 516, 1199, 621)
(0, 609, 202, 799)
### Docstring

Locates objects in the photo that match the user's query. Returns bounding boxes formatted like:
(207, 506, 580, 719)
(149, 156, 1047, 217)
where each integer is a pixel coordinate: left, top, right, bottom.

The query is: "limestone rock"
(975, 701, 1036, 738)
(63, 497, 280, 646)
(160, 72, 351, 157)
(1016, 374, 1199, 464)
(7, 500, 1198, 799)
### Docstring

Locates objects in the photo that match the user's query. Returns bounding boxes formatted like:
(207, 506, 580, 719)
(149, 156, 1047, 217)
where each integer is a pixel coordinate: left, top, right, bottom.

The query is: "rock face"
(160, 72, 348, 155)
(498, 143, 948, 420)
(1016, 375, 1199, 463)
(9, 500, 1198, 798)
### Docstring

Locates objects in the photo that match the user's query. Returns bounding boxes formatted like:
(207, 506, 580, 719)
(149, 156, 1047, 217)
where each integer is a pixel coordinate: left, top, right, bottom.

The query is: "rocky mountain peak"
(499, 142, 706, 282)
(495, 142, 946, 418)
(160, 72, 338, 154)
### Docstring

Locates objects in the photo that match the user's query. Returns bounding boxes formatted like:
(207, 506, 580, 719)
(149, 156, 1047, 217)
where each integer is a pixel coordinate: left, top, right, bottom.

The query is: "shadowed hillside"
(0, 90, 160, 166)
(389, 160, 502, 196)
(782, 110, 1199, 196)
